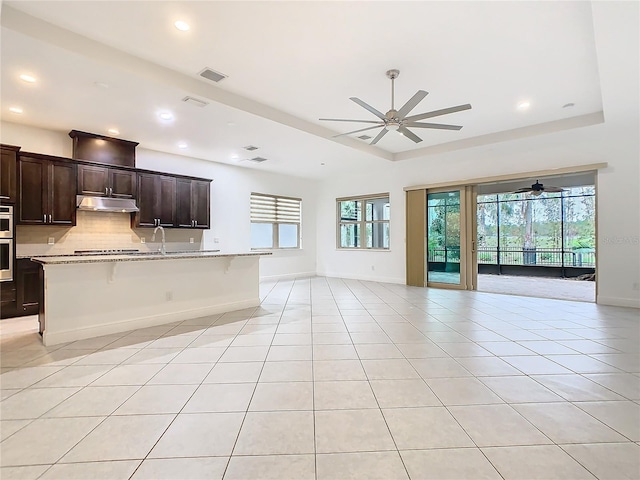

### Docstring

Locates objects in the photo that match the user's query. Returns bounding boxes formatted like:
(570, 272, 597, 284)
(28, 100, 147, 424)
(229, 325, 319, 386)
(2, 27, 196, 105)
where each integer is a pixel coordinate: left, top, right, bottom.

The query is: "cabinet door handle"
(105, 187, 108, 195)
(49, 214, 52, 223)
(195, 220, 198, 227)
(43, 214, 46, 223)
(109, 187, 113, 196)
(0, 195, 9, 199)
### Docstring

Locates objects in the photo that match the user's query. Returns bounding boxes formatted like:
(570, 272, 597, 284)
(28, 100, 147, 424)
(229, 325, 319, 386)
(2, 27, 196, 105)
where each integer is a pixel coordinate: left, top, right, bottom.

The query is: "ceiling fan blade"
(396, 90, 428, 119)
(404, 103, 472, 122)
(405, 122, 463, 131)
(512, 188, 533, 194)
(544, 186, 566, 192)
(319, 118, 383, 124)
(332, 125, 383, 138)
(398, 126, 423, 143)
(370, 128, 389, 145)
(350, 97, 387, 121)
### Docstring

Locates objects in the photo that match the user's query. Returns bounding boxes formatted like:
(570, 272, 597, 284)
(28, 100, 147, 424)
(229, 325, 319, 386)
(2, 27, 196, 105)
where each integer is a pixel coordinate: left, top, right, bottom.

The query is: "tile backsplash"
(16, 211, 203, 256)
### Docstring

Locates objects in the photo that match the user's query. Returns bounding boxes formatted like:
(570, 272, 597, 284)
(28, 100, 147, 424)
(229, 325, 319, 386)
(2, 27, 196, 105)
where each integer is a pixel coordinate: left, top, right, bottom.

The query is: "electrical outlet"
(371, 265, 375, 271)
(633, 282, 639, 291)
(190, 238, 194, 244)
(47, 237, 55, 245)
(214, 238, 220, 244)
(140, 237, 146, 244)
(165, 291, 173, 301)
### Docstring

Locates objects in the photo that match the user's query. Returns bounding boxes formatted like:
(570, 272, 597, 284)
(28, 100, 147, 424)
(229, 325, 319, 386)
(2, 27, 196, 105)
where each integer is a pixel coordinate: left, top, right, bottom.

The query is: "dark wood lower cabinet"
(0, 280, 17, 318)
(17, 259, 42, 316)
(0, 259, 42, 319)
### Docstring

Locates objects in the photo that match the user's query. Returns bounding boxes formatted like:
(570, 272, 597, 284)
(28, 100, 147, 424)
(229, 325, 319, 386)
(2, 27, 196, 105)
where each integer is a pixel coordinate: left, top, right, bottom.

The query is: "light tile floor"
(1, 277, 639, 480)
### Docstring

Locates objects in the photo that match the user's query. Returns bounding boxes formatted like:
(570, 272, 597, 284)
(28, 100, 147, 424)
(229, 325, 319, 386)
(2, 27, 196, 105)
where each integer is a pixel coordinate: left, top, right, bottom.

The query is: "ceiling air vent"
(248, 157, 268, 163)
(357, 135, 372, 140)
(182, 96, 209, 107)
(199, 68, 228, 83)
(243, 145, 259, 151)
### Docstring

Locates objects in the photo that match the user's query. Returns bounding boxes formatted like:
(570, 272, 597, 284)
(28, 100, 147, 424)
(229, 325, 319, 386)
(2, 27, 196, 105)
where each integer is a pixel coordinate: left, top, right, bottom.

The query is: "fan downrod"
(386, 69, 400, 80)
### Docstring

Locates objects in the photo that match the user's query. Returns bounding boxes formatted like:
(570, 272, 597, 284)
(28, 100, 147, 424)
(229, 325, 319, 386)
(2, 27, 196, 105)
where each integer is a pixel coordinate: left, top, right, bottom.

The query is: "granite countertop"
(29, 250, 271, 265)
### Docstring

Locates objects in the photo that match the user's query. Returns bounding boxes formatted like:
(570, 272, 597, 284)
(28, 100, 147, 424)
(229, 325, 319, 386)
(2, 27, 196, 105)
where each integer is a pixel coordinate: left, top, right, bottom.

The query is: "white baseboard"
(43, 298, 259, 346)
(317, 271, 405, 285)
(260, 271, 316, 282)
(596, 295, 640, 309)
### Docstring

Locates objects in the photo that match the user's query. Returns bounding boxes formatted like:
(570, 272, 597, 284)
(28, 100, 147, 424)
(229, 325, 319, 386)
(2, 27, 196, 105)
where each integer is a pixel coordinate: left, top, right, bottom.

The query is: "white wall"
(1, 122, 319, 281)
(316, 1, 640, 308)
(136, 148, 318, 281)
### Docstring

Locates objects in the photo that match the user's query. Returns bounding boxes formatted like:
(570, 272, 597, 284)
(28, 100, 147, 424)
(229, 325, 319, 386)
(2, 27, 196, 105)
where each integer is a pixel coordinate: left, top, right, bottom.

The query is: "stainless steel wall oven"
(0, 206, 14, 282)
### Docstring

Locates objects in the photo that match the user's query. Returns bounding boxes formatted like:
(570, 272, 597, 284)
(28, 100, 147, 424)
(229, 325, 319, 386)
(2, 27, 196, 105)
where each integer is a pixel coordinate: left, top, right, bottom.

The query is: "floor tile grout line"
(335, 277, 415, 480)
(567, 400, 638, 443)
(222, 277, 293, 479)
(309, 277, 318, 480)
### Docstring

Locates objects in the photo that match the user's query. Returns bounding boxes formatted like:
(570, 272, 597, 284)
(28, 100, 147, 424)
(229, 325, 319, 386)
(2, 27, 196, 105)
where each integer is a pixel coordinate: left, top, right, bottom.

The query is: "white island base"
(34, 253, 267, 346)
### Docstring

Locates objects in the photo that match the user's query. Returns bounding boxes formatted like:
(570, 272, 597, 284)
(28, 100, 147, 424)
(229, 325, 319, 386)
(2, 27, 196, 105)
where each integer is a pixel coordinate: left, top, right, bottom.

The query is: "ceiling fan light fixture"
(320, 69, 471, 145)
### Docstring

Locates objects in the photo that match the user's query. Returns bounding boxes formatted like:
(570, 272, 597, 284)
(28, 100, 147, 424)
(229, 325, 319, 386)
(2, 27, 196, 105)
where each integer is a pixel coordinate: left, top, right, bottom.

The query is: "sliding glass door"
(426, 187, 477, 290)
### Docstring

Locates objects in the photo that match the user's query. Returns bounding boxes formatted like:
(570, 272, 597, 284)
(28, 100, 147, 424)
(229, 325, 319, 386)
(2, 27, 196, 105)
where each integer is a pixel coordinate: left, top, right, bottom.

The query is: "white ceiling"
(1, 1, 605, 179)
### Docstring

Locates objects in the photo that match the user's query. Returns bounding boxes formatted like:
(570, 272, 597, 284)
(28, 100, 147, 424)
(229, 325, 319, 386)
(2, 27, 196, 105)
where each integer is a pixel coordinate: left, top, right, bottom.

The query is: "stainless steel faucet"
(151, 225, 167, 255)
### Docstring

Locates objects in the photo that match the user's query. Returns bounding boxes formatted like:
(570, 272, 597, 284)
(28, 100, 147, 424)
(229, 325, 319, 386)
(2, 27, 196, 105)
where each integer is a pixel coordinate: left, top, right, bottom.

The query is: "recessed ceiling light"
(230, 154, 239, 159)
(174, 20, 190, 31)
(94, 81, 109, 89)
(227, 122, 236, 127)
(19, 74, 36, 83)
(178, 142, 188, 149)
(9, 107, 23, 114)
(517, 101, 531, 110)
(107, 128, 119, 135)
(158, 112, 174, 121)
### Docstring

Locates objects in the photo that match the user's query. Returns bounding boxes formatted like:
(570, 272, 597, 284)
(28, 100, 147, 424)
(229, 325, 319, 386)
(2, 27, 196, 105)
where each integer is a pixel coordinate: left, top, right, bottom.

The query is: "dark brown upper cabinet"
(77, 164, 136, 198)
(176, 178, 211, 229)
(18, 155, 76, 226)
(69, 130, 138, 168)
(134, 172, 176, 228)
(0, 144, 19, 204)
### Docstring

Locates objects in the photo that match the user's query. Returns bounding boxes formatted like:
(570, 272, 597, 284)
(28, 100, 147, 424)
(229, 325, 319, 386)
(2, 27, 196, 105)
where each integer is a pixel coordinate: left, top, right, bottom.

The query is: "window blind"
(251, 193, 301, 224)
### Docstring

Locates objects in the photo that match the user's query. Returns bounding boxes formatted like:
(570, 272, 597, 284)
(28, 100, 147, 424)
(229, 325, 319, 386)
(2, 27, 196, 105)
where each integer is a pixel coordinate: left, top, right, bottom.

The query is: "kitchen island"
(31, 251, 271, 346)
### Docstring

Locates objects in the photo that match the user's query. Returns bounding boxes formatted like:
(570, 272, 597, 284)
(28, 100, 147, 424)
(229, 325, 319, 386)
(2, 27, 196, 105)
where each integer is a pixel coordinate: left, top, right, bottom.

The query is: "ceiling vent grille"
(357, 135, 372, 140)
(243, 145, 259, 151)
(182, 96, 209, 107)
(248, 156, 268, 163)
(199, 68, 228, 83)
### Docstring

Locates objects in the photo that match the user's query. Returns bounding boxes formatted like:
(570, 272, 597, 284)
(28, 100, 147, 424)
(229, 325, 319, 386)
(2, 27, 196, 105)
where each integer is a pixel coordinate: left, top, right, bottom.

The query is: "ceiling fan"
(320, 69, 471, 145)
(512, 180, 566, 196)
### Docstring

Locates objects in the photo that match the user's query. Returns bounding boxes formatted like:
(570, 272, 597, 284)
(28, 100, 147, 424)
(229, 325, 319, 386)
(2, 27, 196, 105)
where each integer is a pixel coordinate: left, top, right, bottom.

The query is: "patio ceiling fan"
(320, 69, 471, 145)
(512, 180, 566, 196)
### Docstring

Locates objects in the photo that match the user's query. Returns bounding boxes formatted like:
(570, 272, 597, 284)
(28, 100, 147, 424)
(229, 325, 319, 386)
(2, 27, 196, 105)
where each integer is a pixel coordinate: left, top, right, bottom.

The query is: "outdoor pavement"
(478, 274, 595, 303)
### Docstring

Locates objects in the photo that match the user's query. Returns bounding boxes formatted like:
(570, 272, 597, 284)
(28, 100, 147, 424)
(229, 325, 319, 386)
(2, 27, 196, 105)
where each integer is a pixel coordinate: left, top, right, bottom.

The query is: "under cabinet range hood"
(76, 195, 139, 213)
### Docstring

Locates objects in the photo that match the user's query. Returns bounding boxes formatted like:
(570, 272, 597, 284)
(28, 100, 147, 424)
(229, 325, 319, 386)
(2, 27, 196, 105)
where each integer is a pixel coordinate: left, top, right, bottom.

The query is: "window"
(250, 193, 302, 249)
(337, 194, 390, 249)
